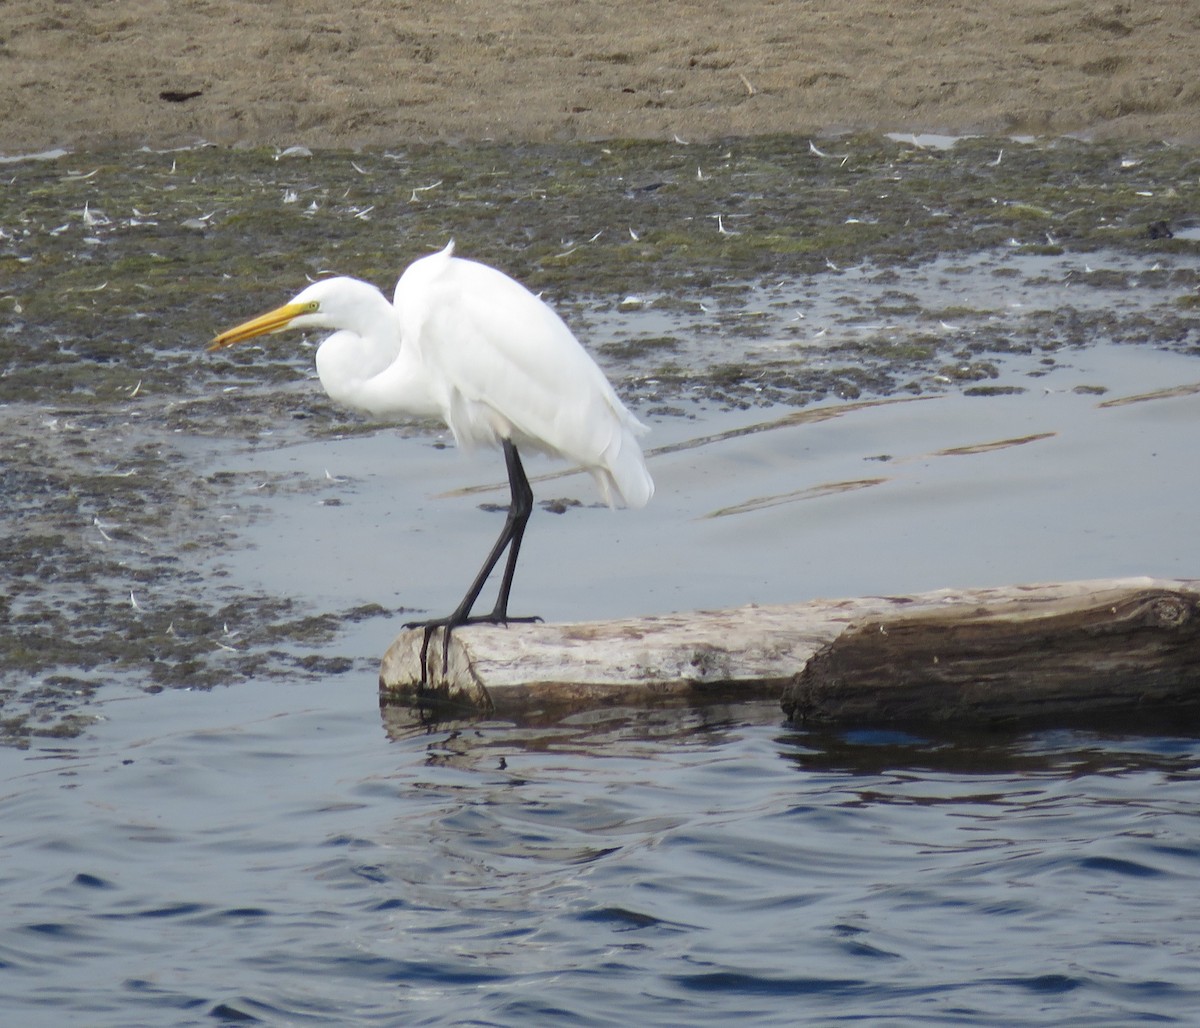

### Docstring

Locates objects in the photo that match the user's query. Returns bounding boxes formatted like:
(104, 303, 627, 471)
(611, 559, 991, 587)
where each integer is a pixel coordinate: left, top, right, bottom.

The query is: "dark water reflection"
(3, 679, 1199, 1025)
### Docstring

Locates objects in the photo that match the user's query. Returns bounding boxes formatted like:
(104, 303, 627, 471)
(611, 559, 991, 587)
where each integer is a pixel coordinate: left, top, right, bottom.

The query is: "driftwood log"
(378, 578, 1200, 724)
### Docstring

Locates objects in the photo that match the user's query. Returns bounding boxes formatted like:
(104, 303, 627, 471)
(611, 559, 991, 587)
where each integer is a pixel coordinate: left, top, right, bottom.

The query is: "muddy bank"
(2, 1, 1200, 154)
(2, 135, 1195, 407)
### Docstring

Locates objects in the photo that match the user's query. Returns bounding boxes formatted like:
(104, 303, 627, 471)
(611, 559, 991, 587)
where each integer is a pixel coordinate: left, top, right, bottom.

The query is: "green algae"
(4, 135, 1196, 401)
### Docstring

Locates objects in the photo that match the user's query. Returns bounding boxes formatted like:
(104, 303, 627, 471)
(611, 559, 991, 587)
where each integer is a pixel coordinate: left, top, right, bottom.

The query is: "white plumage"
(211, 241, 653, 679)
(398, 242, 650, 507)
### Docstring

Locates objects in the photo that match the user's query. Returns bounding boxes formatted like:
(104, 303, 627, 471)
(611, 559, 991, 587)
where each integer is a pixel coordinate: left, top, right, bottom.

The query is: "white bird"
(209, 241, 653, 681)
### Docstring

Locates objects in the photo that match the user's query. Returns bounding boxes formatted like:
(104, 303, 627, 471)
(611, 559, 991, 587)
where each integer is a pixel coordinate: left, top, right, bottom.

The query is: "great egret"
(210, 241, 653, 681)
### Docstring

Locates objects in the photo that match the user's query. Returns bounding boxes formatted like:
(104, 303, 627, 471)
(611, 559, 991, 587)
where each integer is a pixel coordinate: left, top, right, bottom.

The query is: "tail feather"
(595, 425, 654, 509)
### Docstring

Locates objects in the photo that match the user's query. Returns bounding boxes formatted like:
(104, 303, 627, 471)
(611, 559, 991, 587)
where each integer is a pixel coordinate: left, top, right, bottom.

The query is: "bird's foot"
(404, 612, 542, 685)
(463, 613, 543, 628)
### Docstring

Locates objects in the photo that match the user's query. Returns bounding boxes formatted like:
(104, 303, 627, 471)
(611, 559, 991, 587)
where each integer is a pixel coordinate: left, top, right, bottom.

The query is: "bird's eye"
(306, 301, 319, 312)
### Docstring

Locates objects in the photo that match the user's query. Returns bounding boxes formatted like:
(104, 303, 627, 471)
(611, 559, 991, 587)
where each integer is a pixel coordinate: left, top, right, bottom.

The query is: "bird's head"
(208, 277, 379, 351)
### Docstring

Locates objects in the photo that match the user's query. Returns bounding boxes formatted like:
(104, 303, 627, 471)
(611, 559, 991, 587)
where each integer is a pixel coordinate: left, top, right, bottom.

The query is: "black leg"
(406, 439, 540, 684)
(488, 441, 534, 621)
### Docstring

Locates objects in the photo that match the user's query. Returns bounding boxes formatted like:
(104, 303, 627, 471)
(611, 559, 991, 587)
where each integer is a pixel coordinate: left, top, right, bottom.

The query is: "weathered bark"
(784, 580, 1200, 724)
(378, 599, 878, 712)
(378, 578, 1200, 724)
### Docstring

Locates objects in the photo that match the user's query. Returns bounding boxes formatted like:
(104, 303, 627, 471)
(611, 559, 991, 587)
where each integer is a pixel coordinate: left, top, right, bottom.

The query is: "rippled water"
(4, 677, 1200, 1025)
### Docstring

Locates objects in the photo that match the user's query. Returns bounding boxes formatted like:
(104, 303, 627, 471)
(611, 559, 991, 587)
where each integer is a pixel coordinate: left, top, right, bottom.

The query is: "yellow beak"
(208, 301, 308, 352)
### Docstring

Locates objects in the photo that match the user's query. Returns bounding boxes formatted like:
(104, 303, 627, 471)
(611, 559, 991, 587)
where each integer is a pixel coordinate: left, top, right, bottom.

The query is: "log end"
(378, 627, 493, 712)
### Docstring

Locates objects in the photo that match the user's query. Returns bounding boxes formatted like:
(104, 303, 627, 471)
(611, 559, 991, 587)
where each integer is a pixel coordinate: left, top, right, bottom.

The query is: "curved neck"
(314, 318, 442, 420)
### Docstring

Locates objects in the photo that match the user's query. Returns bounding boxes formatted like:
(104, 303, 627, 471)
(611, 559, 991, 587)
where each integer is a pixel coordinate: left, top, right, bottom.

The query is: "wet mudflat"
(2, 132, 1198, 740)
(1, 135, 1200, 1024)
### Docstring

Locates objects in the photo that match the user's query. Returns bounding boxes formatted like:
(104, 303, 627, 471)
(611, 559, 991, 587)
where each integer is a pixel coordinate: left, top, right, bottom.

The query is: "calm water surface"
(3, 675, 1199, 1026)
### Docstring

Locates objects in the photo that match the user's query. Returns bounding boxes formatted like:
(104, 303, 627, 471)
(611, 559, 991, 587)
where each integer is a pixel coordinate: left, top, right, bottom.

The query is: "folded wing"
(395, 245, 653, 508)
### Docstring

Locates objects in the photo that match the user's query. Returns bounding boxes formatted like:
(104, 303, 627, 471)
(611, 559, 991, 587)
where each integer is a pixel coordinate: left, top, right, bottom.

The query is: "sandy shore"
(2, 0, 1198, 153)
